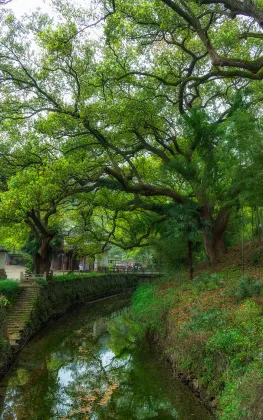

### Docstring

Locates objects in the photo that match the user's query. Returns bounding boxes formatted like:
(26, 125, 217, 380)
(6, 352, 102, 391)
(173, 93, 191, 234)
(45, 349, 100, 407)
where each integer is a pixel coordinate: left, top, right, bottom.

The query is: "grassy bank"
(113, 256, 263, 419)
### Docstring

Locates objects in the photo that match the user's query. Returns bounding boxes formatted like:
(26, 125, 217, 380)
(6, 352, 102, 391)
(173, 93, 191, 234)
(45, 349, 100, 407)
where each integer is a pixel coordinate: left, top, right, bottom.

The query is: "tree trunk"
(187, 239, 194, 280)
(34, 236, 53, 274)
(202, 204, 229, 264)
(71, 252, 76, 272)
(33, 253, 52, 275)
(204, 230, 227, 264)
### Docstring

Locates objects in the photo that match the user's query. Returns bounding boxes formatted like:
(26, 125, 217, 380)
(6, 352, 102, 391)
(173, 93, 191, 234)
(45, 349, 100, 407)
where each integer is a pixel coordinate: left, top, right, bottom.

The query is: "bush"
(192, 271, 225, 291)
(220, 361, 263, 420)
(0, 280, 20, 303)
(250, 247, 263, 264)
(24, 258, 34, 275)
(183, 307, 227, 332)
(231, 275, 263, 302)
(53, 272, 109, 282)
(35, 277, 48, 287)
(132, 284, 175, 334)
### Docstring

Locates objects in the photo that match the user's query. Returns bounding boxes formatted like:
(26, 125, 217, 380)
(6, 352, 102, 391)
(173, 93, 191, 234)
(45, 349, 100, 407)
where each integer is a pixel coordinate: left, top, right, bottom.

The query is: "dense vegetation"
(0, 0, 262, 274)
(108, 252, 263, 419)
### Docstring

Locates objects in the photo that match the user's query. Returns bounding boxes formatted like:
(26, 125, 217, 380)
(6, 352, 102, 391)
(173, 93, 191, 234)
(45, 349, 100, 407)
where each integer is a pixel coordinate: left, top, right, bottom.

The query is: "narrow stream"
(0, 295, 212, 419)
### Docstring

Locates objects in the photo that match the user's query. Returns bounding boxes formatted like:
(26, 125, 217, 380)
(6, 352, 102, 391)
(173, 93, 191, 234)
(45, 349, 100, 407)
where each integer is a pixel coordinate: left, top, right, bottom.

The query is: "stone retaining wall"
(152, 333, 217, 416)
(0, 273, 158, 377)
(24, 273, 142, 337)
(0, 303, 9, 372)
(0, 303, 7, 339)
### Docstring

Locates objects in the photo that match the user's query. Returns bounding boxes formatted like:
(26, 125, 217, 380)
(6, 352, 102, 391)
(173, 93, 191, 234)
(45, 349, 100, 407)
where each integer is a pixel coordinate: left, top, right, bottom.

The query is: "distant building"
(51, 244, 111, 272)
(7, 253, 26, 265)
(0, 246, 8, 278)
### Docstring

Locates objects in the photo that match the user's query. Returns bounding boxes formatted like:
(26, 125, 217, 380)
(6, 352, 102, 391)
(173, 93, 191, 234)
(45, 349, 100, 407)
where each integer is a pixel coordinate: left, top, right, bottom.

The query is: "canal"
(0, 294, 212, 419)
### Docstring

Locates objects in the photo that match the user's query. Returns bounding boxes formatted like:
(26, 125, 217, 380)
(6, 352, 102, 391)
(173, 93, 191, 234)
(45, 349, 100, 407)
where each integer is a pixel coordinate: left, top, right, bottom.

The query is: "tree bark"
(204, 230, 227, 264)
(187, 239, 194, 280)
(202, 204, 229, 264)
(33, 252, 52, 275)
(33, 236, 53, 274)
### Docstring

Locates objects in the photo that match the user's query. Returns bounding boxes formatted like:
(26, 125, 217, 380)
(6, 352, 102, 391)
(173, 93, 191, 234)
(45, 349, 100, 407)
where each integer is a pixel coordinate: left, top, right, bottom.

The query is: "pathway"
(6, 286, 40, 348)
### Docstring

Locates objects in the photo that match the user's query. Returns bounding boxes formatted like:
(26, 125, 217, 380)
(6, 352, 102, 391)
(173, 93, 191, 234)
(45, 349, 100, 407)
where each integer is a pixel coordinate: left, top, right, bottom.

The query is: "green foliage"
(220, 361, 263, 420)
(151, 204, 203, 274)
(192, 271, 225, 291)
(0, 280, 20, 303)
(0, 295, 9, 306)
(1, 2, 263, 415)
(53, 272, 113, 282)
(107, 283, 175, 356)
(250, 246, 263, 264)
(24, 255, 34, 275)
(132, 284, 175, 334)
(120, 269, 263, 418)
(35, 277, 48, 287)
(230, 275, 263, 302)
(182, 307, 227, 333)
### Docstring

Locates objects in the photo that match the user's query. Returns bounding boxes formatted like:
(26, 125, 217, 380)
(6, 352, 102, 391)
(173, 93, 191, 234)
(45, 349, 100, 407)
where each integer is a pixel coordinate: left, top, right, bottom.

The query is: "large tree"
(0, 1, 262, 263)
(0, 146, 101, 273)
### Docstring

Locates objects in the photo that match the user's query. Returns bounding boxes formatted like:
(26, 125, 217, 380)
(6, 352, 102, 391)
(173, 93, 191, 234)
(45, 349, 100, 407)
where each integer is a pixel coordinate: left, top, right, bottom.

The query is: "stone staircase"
(6, 286, 40, 348)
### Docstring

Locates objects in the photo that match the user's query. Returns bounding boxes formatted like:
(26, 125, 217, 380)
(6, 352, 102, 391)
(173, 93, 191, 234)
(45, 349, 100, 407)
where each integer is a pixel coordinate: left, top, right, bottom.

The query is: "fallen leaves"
(68, 382, 120, 418)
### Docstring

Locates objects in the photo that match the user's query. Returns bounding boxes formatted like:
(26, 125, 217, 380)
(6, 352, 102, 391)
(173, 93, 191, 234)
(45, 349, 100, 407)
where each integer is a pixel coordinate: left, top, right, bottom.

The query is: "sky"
(4, 0, 102, 40)
(7, 0, 52, 16)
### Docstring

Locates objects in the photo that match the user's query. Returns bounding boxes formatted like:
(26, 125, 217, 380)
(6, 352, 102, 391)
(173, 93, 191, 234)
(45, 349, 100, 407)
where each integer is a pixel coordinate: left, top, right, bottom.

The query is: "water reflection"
(0, 295, 212, 419)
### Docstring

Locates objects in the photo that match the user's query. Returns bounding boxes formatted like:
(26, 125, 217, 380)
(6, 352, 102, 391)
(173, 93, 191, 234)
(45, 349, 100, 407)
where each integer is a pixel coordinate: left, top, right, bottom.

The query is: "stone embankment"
(0, 273, 159, 377)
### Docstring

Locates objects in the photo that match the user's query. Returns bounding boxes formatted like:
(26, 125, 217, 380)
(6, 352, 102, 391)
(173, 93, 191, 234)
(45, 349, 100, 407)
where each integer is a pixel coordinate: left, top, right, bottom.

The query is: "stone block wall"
(0, 304, 7, 339)
(0, 273, 159, 377)
(0, 302, 9, 373)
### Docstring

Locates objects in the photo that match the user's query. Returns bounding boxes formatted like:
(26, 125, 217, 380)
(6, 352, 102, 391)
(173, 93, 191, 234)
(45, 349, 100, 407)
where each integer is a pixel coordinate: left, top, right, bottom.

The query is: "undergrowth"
(108, 270, 263, 419)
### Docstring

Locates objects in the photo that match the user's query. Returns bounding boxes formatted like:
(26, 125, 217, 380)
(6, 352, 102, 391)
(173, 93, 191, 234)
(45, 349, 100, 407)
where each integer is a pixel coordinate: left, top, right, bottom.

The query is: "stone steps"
(6, 286, 40, 348)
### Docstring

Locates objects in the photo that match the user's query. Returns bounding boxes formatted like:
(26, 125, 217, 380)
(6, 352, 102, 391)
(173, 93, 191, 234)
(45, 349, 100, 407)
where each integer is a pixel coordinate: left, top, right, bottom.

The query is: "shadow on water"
(0, 294, 212, 419)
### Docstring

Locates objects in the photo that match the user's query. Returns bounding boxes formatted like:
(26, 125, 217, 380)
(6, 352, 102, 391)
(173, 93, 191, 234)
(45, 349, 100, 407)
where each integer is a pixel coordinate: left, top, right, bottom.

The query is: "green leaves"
(37, 22, 77, 56)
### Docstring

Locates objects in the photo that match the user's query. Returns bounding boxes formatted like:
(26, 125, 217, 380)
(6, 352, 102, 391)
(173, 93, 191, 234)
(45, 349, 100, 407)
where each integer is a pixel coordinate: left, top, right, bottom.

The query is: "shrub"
(250, 247, 263, 264)
(220, 361, 263, 420)
(0, 295, 9, 306)
(183, 307, 227, 332)
(192, 271, 225, 291)
(53, 272, 109, 282)
(231, 275, 263, 302)
(0, 280, 20, 303)
(132, 284, 175, 334)
(24, 258, 34, 275)
(35, 277, 48, 287)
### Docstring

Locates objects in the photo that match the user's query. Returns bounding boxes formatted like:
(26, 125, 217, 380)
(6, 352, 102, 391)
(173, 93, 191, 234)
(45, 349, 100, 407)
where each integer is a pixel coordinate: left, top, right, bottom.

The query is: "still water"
(0, 295, 212, 419)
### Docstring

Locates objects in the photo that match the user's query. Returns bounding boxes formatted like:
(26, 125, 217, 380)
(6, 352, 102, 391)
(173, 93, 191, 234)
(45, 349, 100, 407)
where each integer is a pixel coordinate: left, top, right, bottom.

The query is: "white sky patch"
(5, 0, 104, 41)
(6, 0, 52, 16)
